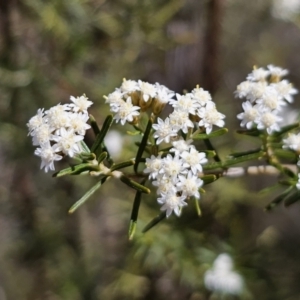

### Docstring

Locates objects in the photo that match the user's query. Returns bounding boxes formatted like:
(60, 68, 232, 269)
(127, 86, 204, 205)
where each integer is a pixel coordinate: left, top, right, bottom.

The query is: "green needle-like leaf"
(273, 149, 298, 160)
(127, 130, 141, 136)
(265, 186, 294, 210)
(192, 128, 228, 139)
(80, 141, 91, 153)
(134, 118, 153, 173)
(201, 174, 218, 185)
(284, 189, 300, 207)
(142, 212, 166, 233)
(89, 114, 101, 135)
(53, 163, 100, 177)
(229, 148, 262, 158)
(194, 198, 201, 216)
(128, 180, 145, 240)
(91, 115, 113, 158)
(119, 175, 150, 194)
(271, 122, 300, 137)
(68, 180, 104, 214)
(203, 151, 265, 170)
(236, 128, 261, 136)
(111, 160, 135, 172)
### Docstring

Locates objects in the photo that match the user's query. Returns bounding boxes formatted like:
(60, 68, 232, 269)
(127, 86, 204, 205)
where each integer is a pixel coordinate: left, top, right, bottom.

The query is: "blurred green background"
(1, 0, 300, 299)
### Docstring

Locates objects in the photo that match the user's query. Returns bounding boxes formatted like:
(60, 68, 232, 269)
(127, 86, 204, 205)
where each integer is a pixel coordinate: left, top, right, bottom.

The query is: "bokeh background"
(1, 0, 300, 299)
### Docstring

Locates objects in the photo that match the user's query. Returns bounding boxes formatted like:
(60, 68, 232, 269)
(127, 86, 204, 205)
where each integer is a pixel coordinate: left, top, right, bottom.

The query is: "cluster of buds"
(104, 79, 175, 125)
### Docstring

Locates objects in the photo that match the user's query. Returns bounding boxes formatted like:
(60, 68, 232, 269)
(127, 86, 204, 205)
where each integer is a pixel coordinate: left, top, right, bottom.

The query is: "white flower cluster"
(104, 79, 226, 216)
(204, 253, 244, 295)
(105, 79, 226, 133)
(236, 65, 298, 134)
(144, 140, 207, 217)
(154, 86, 225, 141)
(104, 79, 175, 125)
(27, 95, 93, 172)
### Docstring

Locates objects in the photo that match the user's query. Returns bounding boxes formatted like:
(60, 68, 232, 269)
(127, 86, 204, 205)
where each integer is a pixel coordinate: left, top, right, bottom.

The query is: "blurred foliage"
(2, 0, 300, 299)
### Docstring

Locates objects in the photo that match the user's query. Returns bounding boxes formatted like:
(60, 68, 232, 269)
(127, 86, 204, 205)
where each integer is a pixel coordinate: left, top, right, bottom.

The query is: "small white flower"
(70, 95, 93, 112)
(256, 86, 286, 111)
(120, 79, 139, 94)
(170, 139, 195, 156)
(235, 81, 253, 99)
(32, 123, 52, 146)
(160, 154, 185, 178)
(113, 97, 140, 125)
(169, 93, 198, 115)
(180, 148, 207, 175)
(247, 81, 268, 102)
(169, 110, 194, 134)
(155, 83, 175, 105)
(198, 102, 226, 134)
(138, 80, 156, 102)
(267, 65, 288, 78)
(152, 117, 178, 144)
(45, 104, 71, 130)
(283, 133, 300, 152)
(246, 67, 270, 82)
(144, 155, 163, 179)
(237, 101, 260, 129)
(191, 87, 212, 106)
(176, 172, 203, 199)
(27, 108, 45, 134)
(53, 128, 83, 157)
(256, 111, 282, 134)
(152, 175, 178, 195)
(34, 143, 62, 172)
(272, 80, 298, 103)
(157, 187, 187, 217)
(69, 112, 91, 136)
(204, 253, 244, 295)
(104, 90, 124, 112)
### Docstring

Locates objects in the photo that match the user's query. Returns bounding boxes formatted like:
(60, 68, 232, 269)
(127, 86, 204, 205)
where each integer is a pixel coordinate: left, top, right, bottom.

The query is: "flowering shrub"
(27, 66, 300, 238)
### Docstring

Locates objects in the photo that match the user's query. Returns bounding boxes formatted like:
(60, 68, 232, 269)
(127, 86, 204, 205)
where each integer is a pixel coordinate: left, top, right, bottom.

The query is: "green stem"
(134, 117, 153, 173)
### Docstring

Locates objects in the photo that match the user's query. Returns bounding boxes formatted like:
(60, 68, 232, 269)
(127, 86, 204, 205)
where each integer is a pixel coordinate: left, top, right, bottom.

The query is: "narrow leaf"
(110, 159, 135, 171)
(90, 115, 113, 158)
(236, 128, 261, 136)
(128, 181, 145, 240)
(80, 141, 91, 153)
(203, 151, 265, 170)
(284, 189, 300, 207)
(229, 148, 262, 158)
(119, 175, 150, 194)
(265, 186, 294, 210)
(53, 163, 100, 177)
(272, 122, 300, 137)
(274, 149, 297, 160)
(195, 198, 201, 216)
(127, 131, 141, 136)
(68, 180, 103, 214)
(201, 174, 218, 185)
(89, 114, 100, 135)
(192, 128, 228, 139)
(142, 212, 166, 233)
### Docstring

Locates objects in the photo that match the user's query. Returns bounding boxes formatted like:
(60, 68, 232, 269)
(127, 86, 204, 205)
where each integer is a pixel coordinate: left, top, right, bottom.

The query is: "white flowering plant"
(27, 65, 300, 239)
